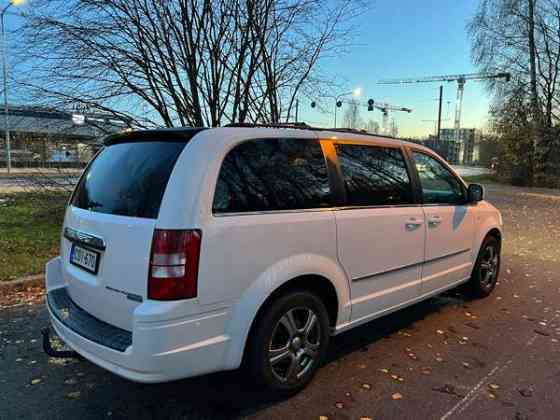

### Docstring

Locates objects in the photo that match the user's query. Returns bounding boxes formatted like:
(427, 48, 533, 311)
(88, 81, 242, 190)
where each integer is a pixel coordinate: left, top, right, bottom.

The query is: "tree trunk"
(528, 0, 544, 183)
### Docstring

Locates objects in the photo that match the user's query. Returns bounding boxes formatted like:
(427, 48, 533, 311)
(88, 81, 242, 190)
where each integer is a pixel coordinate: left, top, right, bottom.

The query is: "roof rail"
(222, 122, 401, 140)
(224, 122, 311, 129)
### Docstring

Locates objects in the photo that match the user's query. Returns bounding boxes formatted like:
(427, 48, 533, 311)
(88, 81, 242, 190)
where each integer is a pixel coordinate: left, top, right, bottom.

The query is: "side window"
(335, 144, 414, 206)
(213, 138, 331, 213)
(412, 152, 465, 205)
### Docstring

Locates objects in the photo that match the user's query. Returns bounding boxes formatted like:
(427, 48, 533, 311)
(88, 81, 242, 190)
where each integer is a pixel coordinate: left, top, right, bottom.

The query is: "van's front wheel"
(467, 236, 501, 298)
(248, 291, 330, 395)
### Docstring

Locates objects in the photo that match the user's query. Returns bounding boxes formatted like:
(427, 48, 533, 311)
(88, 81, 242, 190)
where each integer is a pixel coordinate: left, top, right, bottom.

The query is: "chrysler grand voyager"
(44, 126, 502, 393)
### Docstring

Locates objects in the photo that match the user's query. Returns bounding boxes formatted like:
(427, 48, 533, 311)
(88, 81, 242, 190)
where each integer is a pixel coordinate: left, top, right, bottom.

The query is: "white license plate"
(70, 245, 100, 274)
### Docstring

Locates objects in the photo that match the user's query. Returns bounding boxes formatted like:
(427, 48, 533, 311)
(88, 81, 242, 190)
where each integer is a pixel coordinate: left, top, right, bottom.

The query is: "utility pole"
(1, 5, 10, 173)
(295, 99, 299, 123)
(437, 85, 443, 141)
(0, 0, 24, 173)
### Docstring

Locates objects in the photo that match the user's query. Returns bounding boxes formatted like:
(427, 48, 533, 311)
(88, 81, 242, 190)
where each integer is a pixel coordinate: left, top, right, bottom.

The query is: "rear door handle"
(428, 215, 442, 227)
(405, 218, 423, 231)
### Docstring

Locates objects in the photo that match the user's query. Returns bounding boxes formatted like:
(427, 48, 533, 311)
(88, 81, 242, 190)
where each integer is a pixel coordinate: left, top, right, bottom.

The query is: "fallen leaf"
(319, 416, 329, 420)
(462, 362, 471, 369)
(64, 378, 78, 385)
(488, 392, 496, 399)
(534, 329, 550, 337)
(66, 391, 81, 400)
(436, 329, 444, 335)
(489, 384, 500, 390)
(518, 388, 533, 397)
(31, 379, 41, 385)
(433, 384, 459, 396)
(335, 402, 344, 409)
(380, 368, 389, 374)
(392, 392, 402, 400)
(361, 383, 371, 390)
(360, 417, 373, 420)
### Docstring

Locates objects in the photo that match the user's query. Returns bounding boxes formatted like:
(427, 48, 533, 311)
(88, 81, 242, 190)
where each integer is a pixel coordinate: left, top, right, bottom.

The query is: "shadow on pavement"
(100, 292, 467, 419)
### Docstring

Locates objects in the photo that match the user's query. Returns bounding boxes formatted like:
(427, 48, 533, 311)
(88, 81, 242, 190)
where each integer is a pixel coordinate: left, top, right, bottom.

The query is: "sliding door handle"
(428, 215, 442, 227)
(405, 218, 423, 231)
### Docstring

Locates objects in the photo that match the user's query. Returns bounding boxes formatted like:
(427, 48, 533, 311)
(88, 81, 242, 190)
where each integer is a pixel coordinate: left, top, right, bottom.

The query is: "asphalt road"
(1, 184, 560, 420)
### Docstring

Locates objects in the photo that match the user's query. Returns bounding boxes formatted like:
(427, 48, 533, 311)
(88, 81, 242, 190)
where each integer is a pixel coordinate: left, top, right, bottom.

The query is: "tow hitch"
(41, 327, 83, 360)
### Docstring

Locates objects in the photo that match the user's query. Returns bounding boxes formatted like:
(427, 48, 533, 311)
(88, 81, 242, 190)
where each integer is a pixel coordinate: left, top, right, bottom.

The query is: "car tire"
(466, 236, 501, 298)
(247, 290, 330, 396)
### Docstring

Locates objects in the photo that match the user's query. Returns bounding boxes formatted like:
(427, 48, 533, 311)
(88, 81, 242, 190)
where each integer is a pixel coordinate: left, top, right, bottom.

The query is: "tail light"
(148, 229, 201, 300)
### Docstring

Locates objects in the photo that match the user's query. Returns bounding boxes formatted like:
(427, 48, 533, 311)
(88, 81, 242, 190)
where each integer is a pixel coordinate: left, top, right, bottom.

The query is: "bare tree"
(469, 0, 560, 184)
(342, 99, 363, 129)
(15, 0, 366, 128)
(365, 119, 380, 134)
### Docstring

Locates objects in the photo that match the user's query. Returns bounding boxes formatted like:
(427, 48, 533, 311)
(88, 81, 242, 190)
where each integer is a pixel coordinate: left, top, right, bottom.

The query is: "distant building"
(440, 128, 481, 165)
(0, 105, 129, 166)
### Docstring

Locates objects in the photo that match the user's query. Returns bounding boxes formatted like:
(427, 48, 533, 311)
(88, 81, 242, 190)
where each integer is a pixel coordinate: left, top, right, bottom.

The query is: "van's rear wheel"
(248, 291, 330, 395)
(467, 236, 501, 298)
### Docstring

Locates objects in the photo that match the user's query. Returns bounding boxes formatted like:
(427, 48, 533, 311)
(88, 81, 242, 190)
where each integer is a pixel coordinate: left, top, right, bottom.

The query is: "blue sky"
(5, 1, 492, 137)
(302, 0, 494, 138)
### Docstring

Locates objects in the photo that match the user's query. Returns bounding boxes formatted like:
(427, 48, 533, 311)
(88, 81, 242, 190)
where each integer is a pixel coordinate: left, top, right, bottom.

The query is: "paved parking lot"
(1, 184, 560, 420)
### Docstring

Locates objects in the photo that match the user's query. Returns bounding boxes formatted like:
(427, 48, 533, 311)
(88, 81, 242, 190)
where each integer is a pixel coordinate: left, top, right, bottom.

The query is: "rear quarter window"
(71, 141, 187, 219)
(213, 138, 331, 213)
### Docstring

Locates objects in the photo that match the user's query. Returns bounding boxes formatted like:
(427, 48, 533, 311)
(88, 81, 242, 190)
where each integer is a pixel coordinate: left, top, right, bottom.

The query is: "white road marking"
(440, 311, 559, 419)
(440, 363, 506, 420)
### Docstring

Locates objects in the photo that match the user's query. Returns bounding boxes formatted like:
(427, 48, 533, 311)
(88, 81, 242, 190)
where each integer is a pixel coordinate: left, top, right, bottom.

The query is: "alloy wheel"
(479, 245, 499, 287)
(268, 307, 321, 383)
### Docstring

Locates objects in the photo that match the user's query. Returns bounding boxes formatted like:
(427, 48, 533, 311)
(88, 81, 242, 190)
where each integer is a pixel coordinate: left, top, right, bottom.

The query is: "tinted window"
(213, 138, 331, 213)
(335, 144, 413, 206)
(413, 152, 465, 205)
(71, 141, 186, 219)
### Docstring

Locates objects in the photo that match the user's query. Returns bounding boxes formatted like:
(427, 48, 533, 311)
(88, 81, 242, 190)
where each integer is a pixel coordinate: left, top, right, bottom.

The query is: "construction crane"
(374, 103, 412, 135)
(378, 72, 511, 144)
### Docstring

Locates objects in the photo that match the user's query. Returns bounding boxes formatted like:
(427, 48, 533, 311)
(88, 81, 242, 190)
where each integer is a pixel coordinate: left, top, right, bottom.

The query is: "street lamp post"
(333, 88, 361, 128)
(1, 0, 24, 174)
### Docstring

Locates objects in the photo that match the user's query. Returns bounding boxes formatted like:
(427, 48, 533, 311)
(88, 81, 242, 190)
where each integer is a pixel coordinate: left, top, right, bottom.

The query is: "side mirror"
(467, 183, 484, 203)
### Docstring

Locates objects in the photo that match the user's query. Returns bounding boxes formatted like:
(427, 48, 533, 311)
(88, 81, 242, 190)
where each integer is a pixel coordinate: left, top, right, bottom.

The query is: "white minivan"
(44, 126, 502, 393)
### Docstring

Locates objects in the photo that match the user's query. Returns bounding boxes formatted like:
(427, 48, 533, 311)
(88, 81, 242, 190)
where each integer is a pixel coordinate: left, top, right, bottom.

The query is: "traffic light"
(367, 99, 374, 111)
(336, 101, 342, 108)
(310, 101, 316, 108)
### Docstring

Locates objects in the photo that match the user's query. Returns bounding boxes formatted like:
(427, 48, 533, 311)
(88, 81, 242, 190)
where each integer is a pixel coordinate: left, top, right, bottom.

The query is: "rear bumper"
(45, 257, 231, 383)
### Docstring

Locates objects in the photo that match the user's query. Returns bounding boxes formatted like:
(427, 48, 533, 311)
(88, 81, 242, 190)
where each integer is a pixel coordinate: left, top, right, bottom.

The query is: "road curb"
(0, 274, 44, 294)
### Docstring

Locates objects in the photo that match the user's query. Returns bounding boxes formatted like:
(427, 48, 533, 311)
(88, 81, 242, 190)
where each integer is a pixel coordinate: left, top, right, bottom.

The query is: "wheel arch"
(472, 208, 503, 265)
(221, 255, 351, 370)
(486, 227, 502, 248)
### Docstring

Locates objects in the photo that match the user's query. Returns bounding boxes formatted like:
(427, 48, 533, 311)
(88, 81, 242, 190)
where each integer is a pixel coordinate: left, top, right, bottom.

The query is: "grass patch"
(462, 174, 500, 184)
(0, 192, 69, 282)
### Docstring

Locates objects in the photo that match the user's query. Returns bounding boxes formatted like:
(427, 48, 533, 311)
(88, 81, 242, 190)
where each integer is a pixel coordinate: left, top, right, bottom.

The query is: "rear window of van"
(71, 141, 186, 219)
